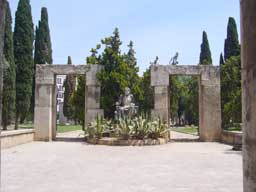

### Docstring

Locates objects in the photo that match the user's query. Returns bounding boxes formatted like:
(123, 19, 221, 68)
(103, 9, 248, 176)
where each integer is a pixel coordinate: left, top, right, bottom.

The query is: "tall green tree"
(70, 75, 85, 126)
(224, 17, 240, 61)
(2, 2, 16, 130)
(219, 53, 224, 65)
(0, 0, 7, 131)
(63, 56, 76, 120)
(34, 7, 52, 64)
(98, 28, 139, 117)
(199, 31, 212, 65)
(14, 0, 34, 129)
(221, 56, 241, 128)
(124, 41, 142, 104)
(140, 68, 153, 114)
(31, 7, 52, 120)
(221, 17, 241, 129)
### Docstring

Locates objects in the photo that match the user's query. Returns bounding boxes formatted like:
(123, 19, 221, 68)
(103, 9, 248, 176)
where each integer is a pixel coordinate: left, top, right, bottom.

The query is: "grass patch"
(226, 127, 242, 132)
(57, 125, 82, 133)
(171, 126, 199, 135)
(19, 123, 34, 129)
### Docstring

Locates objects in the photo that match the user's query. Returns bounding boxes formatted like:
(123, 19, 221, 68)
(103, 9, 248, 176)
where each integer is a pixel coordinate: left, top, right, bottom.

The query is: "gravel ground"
(1, 131, 242, 192)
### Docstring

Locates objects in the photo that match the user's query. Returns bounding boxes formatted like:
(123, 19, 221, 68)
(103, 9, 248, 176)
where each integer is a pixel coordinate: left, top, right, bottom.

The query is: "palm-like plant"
(117, 117, 134, 140)
(149, 117, 168, 139)
(88, 115, 112, 139)
(133, 115, 150, 139)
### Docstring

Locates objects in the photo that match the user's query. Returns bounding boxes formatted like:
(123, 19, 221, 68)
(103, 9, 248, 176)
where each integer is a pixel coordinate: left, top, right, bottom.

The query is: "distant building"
(56, 75, 66, 112)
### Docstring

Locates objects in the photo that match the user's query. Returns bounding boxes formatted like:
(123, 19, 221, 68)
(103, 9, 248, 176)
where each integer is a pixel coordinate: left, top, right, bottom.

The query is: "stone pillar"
(199, 66, 221, 142)
(34, 66, 55, 141)
(51, 77, 57, 140)
(84, 65, 104, 127)
(150, 65, 170, 125)
(241, 0, 256, 191)
(151, 86, 170, 123)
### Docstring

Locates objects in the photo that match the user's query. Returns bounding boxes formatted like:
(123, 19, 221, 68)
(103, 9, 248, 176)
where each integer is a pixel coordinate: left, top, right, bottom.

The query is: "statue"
(115, 87, 138, 119)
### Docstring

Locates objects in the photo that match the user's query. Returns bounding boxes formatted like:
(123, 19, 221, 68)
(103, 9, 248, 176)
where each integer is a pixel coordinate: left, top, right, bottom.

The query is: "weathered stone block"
(150, 65, 169, 86)
(154, 86, 169, 109)
(199, 84, 221, 141)
(86, 65, 103, 86)
(85, 86, 101, 109)
(34, 107, 53, 141)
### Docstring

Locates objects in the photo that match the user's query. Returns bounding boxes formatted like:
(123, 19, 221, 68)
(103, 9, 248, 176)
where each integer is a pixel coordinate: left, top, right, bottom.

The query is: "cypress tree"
(124, 41, 141, 105)
(224, 17, 240, 61)
(0, 0, 7, 131)
(219, 53, 224, 65)
(199, 31, 212, 65)
(98, 28, 139, 117)
(63, 56, 76, 120)
(14, 0, 34, 128)
(34, 7, 52, 64)
(2, 2, 16, 130)
(140, 68, 154, 114)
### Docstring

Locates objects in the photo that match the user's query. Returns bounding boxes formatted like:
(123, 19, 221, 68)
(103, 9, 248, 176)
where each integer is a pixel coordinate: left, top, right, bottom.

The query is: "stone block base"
(87, 137, 169, 146)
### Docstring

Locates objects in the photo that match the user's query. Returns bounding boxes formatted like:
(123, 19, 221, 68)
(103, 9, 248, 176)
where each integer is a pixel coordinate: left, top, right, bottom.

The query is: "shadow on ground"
(55, 137, 85, 143)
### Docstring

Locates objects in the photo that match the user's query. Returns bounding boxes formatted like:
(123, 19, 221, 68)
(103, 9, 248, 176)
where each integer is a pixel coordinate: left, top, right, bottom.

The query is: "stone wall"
(221, 130, 242, 146)
(1, 129, 35, 149)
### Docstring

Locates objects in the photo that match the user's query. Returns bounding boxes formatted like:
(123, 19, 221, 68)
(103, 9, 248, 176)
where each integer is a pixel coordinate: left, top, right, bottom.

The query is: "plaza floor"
(1, 131, 242, 192)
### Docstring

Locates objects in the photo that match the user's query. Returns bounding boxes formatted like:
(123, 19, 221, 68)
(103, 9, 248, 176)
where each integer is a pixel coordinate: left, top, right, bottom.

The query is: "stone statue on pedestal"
(115, 87, 138, 119)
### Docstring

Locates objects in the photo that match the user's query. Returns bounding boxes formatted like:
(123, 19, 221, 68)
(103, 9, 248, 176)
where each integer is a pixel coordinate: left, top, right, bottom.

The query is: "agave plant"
(88, 115, 112, 139)
(133, 115, 151, 139)
(117, 117, 134, 140)
(149, 117, 168, 139)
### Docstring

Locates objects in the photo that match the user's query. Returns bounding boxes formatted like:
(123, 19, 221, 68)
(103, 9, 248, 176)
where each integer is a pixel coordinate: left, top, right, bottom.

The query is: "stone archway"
(34, 64, 103, 141)
(151, 65, 221, 142)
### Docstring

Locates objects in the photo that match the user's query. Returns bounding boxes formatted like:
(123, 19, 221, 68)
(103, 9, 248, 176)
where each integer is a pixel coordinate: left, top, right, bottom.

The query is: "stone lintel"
(36, 64, 91, 75)
(151, 65, 220, 78)
(150, 65, 170, 86)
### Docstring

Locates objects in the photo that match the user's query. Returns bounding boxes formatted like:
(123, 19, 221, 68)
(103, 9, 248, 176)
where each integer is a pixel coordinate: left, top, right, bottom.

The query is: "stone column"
(84, 65, 104, 127)
(199, 66, 221, 142)
(34, 66, 55, 141)
(150, 65, 170, 125)
(51, 76, 57, 140)
(241, 0, 256, 191)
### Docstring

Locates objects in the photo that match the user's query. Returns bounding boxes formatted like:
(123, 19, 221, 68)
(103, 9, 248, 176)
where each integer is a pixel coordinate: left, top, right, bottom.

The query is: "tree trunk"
(15, 115, 19, 130)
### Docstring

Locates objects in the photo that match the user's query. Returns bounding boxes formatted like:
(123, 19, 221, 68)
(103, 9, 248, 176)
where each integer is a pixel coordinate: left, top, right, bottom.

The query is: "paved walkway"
(1, 131, 242, 192)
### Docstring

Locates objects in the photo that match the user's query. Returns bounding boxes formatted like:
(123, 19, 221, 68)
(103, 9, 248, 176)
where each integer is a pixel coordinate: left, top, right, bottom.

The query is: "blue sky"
(9, 0, 240, 74)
